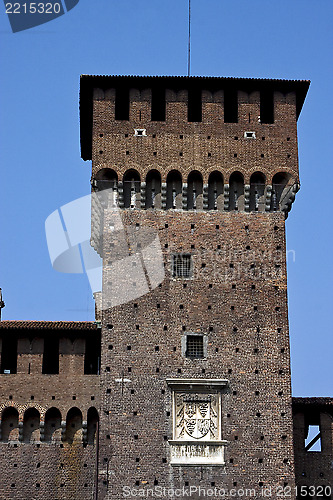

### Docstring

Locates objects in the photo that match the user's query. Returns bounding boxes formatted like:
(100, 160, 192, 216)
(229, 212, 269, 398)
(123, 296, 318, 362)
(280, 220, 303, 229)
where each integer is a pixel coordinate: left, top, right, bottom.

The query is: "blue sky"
(0, 0, 332, 396)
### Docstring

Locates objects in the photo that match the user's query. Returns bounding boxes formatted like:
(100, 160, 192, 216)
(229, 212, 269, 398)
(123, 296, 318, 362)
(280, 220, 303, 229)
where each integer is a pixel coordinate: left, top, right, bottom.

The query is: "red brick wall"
(91, 81, 300, 498)
(0, 326, 100, 499)
(91, 88, 299, 185)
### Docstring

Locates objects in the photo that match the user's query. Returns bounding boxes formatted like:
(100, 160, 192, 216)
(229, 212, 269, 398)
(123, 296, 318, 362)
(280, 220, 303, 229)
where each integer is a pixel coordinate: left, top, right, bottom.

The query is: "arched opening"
(87, 407, 99, 445)
(1, 407, 19, 442)
(187, 171, 203, 210)
(250, 172, 266, 211)
(208, 171, 224, 210)
(166, 170, 182, 209)
(44, 407, 62, 443)
(95, 168, 118, 189)
(271, 172, 291, 211)
(123, 169, 141, 209)
(65, 407, 83, 444)
(229, 172, 244, 211)
(23, 408, 40, 443)
(145, 170, 161, 209)
(95, 168, 118, 208)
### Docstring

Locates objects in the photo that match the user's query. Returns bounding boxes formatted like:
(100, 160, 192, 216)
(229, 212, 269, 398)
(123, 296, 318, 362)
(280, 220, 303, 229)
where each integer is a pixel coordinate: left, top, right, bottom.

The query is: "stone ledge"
(169, 440, 228, 466)
(166, 378, 229, 390)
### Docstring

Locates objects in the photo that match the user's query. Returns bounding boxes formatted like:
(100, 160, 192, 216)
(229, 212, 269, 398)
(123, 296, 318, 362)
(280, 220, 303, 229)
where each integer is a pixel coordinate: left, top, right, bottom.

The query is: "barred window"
(186, 335, 204, 359)
(172, 254, 192, 278)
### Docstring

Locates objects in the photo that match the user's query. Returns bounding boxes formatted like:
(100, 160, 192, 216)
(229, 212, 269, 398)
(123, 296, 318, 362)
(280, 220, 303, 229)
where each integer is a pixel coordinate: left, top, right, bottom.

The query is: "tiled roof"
(81, 74, 311, 84)
(0, 320, 98, 330)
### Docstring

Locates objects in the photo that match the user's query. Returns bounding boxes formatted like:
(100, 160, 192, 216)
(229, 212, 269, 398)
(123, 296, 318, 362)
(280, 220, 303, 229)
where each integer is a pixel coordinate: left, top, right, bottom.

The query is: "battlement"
(81, 76, 309, 230)
(0, 321, 100, 376)
(80, 76, 309, 164)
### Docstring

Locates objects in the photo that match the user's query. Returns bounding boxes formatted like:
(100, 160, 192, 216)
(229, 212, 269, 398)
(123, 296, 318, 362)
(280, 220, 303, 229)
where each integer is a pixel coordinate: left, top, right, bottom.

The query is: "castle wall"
(293, 398, 333, 498)
(0, 324, 101, 499)
(98, 209, 295, 498)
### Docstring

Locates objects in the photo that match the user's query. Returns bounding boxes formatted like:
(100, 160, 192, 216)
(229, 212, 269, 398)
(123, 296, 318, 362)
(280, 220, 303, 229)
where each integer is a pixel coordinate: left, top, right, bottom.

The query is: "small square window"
(244, 131, 256, 139)
(172, 254, 192, 278)
(134, 128, 147, 137)
(186, 335, 204, 359)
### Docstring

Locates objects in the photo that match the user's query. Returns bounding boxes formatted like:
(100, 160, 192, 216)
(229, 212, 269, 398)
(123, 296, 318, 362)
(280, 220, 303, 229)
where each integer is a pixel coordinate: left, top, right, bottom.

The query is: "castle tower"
(80, 75, 309, 498)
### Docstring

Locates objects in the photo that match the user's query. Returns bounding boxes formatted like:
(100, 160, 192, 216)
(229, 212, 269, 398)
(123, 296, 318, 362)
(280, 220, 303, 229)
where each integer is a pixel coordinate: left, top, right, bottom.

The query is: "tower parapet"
(81, 75, 308, 211)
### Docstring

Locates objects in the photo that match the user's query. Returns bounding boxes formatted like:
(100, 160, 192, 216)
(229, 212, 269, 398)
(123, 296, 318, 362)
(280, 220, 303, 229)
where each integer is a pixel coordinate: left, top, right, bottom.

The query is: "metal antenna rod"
(188, 0, 191, 76)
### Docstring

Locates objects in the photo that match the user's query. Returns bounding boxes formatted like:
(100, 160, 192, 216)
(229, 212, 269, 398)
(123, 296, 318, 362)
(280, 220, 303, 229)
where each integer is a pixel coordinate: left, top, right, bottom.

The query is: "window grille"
(172, 254, 192, 278)
(186, 335, 204, 359)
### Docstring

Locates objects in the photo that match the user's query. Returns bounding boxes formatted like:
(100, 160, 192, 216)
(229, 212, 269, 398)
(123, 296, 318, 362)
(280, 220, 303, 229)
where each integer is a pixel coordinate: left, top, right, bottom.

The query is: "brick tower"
(80, 75, 310, 498)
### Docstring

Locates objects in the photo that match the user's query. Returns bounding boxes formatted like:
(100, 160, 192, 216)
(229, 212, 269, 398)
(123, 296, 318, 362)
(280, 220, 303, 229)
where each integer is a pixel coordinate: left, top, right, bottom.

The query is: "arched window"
(166, 170, 182, 209)
(271, 172, 290, 211)
(187, 171, 203, 210)
(1, 407, 19, 442)
(23, 408, 40, 443)
(44, 407, 61, 443)
(65, 407, 83, 444)
(229, 172, 244, 211)
(123, 169, 141, 209)
(95, 168, 118, 208)
(146, 170, 161, 209)
(87, 407, 99, 445)
(250, 172, 266, 212)
(208, 171, 224, 210)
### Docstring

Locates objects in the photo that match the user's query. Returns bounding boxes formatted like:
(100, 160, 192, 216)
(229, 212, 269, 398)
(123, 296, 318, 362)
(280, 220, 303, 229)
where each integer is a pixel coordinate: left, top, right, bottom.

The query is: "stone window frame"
(181, 332, 208, 359)
(134, 128, 147, 137)
(171, 253, 193, 280)
(244, 131, 256, 139)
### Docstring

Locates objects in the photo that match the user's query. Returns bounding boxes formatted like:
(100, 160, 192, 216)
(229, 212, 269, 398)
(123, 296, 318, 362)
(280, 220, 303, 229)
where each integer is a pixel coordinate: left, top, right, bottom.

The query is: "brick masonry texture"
(90, 88, 300, 184)
(98, 210, 295, 498)
(0, 324, 100, 500)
